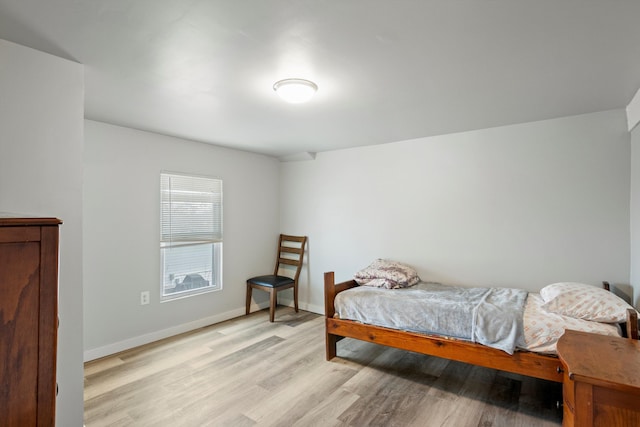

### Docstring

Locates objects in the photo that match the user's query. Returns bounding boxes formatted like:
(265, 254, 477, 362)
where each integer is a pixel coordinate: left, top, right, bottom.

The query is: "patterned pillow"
(540, 282, 636, 323)
(354, 259, 420, 289)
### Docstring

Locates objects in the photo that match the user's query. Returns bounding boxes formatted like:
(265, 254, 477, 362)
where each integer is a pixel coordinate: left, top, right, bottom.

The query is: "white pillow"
(540, 282, 636, 323)
(354, 259, 420, 289)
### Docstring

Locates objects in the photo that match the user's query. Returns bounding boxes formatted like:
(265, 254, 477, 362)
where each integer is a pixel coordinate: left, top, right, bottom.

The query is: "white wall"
(83, 120, 280, 359)
(281, 110, 631, 311)
(0, 39, 84, 426)
(627, 87, 640, 131)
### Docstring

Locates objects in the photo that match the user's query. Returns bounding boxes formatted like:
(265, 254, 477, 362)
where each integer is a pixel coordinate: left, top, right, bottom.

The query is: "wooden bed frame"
(324, 271, 639, 383)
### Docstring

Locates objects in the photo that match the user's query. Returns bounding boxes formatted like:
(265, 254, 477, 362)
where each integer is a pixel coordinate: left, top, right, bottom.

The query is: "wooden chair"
(246, 234, 307, 322)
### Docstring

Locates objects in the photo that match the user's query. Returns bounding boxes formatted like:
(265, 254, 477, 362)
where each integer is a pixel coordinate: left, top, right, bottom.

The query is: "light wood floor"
(84, 309, 563, 426)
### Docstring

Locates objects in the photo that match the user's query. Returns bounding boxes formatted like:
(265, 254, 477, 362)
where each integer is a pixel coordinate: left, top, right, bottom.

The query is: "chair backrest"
(273, 234, 307, 282)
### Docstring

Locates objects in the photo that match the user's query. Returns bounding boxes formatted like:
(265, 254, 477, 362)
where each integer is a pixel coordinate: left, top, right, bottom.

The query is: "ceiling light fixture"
(273, 78, 318, 104)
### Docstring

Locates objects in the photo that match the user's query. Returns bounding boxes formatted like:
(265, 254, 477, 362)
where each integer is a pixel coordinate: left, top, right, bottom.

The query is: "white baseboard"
(299, 301, 324, 315)
(276, 297, 323, 315)
(84, 306, 248, 362)
(83, 300, 324, 362)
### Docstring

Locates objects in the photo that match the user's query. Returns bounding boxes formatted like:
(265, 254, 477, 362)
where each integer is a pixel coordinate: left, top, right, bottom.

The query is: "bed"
(324, 270, 639, 383)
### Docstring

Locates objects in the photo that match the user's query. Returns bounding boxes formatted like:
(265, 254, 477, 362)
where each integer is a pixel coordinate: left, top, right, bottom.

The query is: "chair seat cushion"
(248, 275, 294, 288)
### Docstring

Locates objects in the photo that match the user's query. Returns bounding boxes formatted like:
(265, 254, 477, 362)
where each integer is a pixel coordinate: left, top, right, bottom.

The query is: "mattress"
(335, 282, 621, 355)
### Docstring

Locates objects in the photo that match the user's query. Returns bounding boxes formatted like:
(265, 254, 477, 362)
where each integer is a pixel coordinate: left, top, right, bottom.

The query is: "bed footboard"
(324, 271, 358, 360)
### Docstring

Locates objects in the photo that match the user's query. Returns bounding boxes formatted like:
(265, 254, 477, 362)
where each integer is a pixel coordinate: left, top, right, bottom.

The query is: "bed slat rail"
(326, 316, 564, 382)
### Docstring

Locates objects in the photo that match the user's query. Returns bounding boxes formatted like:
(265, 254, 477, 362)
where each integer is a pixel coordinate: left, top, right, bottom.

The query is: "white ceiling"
(1, 1, 640, 159)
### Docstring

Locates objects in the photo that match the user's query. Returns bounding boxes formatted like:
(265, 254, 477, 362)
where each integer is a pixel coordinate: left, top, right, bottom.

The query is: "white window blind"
(160, 172, 223, 301)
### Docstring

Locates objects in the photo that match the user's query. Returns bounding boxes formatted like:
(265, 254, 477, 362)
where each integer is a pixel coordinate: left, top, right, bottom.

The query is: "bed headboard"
(603, 281, 639, 339)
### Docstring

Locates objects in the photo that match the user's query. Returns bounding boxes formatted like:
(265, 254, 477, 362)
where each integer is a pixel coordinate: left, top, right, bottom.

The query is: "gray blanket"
(334, 282, 527, 354)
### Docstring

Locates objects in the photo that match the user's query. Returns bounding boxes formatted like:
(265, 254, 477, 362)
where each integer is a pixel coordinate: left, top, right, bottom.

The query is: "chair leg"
(245, 282, 252, 315)
(293, 283, 299, 313)
(269, 289, 277, 322)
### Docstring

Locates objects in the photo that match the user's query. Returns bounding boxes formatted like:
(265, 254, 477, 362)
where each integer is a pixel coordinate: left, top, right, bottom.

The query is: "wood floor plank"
(84, 310, 562, 426)
(242, 352, 359, 425)
(337, 349, 441, 426)
(85, 344, 213, 400)
(291, 388, 361, 427)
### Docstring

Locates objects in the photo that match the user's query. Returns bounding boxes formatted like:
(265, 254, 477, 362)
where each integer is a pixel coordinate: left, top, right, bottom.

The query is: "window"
(160, 172, 223, 301)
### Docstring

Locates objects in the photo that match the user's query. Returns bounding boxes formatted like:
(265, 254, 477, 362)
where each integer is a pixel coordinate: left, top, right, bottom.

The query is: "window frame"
(160, 171, 223, 302)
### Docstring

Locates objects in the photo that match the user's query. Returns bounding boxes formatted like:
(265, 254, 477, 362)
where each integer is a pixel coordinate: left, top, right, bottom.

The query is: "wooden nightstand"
(557, 329, 640, 427)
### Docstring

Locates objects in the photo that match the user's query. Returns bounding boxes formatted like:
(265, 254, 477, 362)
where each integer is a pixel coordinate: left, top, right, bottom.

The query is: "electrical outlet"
(140, 291, 150, 305)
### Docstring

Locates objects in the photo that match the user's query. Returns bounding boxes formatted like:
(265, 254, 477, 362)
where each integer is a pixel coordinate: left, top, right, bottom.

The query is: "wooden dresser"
(557, 329, 640, 427)
(0, 215, 61, 426)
